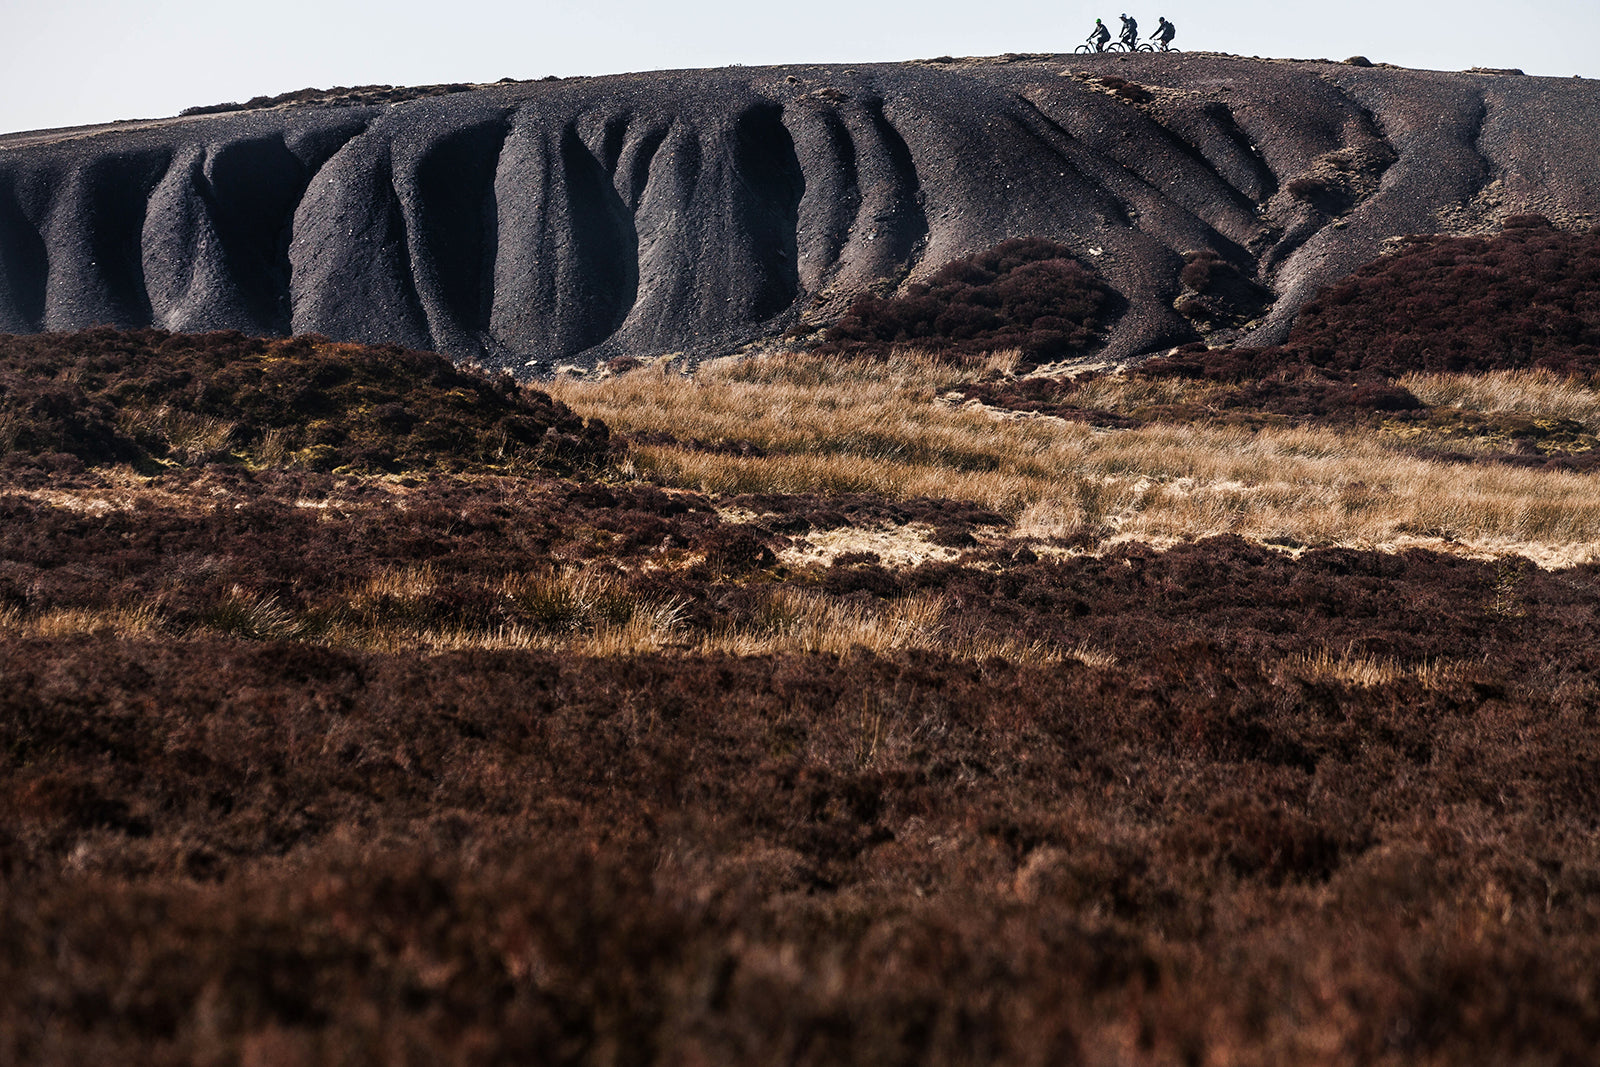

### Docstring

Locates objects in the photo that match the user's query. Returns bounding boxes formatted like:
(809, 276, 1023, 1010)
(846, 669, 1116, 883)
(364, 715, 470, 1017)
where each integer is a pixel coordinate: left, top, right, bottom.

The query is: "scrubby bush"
(1282, 218, 1600, 376)
(816, 238, 1118, 366)
(1122, 220, 1600, 432)
(0, 328, 609, 474)
(1174, 249, 1270, 327)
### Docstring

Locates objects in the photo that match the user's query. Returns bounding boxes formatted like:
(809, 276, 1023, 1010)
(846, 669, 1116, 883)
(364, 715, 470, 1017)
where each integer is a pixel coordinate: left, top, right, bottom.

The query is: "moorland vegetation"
(813, 238, 1118, 367)
(5, 218, 1600, 1063)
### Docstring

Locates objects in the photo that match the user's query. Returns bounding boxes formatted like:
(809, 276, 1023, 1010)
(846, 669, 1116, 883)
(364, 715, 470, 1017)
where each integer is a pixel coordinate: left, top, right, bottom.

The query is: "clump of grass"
(343, 598, 691, 657)
(115, 405, 238, 465)
(695, 587, 1114, 665)
(1398, 369, 1600, 431)
(703, 589, 947, 657)
(502, 569, 643, 633)
(199, 588, 300, 641)
(1275, 647, 1482, 690)
(0, 604, 165, 638)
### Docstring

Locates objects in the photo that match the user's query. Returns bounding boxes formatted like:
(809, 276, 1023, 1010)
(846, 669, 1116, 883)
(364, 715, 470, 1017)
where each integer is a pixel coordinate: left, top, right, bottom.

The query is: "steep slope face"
(2, 55, 1598, 372)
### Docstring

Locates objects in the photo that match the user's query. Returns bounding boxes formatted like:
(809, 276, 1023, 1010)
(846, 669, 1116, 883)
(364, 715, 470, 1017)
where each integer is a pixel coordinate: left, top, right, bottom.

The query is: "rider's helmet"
(1096, 17, 1102, 22)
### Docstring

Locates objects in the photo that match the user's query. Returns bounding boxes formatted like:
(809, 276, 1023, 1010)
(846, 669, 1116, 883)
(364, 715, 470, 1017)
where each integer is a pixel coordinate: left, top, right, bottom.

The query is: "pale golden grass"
(770, 522, 967, 568)
(0, 563, 1109, 665)
(1047, 373, 1230, 411)
(1275, 647, 1484, 691)
(694, 587, 1113, 666)
(115, 404, 237, 464)
(1399, 369, 1600, 430)
(0, 604, 165, 638)
(329, 567, 1112, 664)
(204, 587, 301, 641)
(255, 427, 293, 468)
(336, 603, 690, 657)
(548, 353, 1600, 561)
(348, 563, 441, 609)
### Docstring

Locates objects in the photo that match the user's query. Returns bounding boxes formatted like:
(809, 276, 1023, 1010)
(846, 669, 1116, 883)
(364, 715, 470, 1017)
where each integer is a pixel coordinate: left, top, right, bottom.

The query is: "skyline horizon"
(3, 0, 1596, 136)
(4, 47, 1592, 138)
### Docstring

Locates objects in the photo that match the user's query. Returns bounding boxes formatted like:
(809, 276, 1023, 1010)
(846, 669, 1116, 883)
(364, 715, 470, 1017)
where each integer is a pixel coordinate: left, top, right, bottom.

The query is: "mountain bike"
(1111, 39, 1156, 53)
(1073, 38, 1112, 54)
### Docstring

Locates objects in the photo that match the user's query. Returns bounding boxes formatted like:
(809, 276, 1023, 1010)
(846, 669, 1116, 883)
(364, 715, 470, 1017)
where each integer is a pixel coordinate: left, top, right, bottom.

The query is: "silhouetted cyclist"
(1088, 18, 1111, 52)
(1119, 13, 1139, 49)
(1151, 16, 1176, 50)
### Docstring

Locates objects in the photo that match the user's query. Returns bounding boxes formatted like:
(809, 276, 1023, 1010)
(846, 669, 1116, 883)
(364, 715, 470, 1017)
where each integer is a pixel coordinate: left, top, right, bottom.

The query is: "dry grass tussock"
(551, 352, 1600, 558)
(114, 405, 238, 464)
(694, 586, 1114, 666)
(0, 564, 1106, 665)
(0, 604, 165, 638)
(1274, 646, 1486, 690)
(341, 570, 1109, 665)
(1399, 368, 1600, 430)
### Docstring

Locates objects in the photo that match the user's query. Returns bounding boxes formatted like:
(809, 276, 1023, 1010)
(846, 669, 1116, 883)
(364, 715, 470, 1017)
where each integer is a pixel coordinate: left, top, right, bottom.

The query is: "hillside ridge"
(2, 54, 1598, 373)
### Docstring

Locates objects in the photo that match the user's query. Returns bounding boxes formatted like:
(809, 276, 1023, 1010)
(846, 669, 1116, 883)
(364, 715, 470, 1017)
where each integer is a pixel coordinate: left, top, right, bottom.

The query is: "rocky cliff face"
(3, 54, 1598, 373)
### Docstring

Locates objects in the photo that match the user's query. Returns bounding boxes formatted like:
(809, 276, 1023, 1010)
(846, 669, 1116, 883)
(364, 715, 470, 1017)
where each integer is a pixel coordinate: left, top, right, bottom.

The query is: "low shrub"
(0, 328, 609, 474)
(1281, 220, 1600, 376)
(816, 238, 1118, 366)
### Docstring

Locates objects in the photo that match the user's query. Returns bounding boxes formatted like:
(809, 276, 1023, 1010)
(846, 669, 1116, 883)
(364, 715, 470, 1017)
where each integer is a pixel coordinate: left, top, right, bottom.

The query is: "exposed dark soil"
(7, 54, 1600, 365)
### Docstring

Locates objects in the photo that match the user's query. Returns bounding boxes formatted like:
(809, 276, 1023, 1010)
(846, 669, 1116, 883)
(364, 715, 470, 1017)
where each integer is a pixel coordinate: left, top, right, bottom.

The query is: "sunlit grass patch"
(1275, 647, 1486, 691)
(0, 603, 166, 638)
(550, 352, 1600, 560)
(1398, 369, 1600, 429)
(694, 587, 1114, 666)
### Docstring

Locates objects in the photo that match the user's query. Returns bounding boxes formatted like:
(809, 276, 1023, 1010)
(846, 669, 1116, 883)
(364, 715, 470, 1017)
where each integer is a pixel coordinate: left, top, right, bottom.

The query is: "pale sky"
(2, 0, 1596, 135)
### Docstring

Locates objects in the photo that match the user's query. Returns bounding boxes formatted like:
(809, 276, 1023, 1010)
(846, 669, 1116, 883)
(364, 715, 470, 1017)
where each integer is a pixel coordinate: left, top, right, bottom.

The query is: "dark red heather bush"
(1176, 220, 1600, 379)
(1173, 249, 1270, 328)
(1282, 218, 1600, 376)
(816, 238, 1119, 366)
(0, 328, 609, 474)
(1131, 221, 1600, 428)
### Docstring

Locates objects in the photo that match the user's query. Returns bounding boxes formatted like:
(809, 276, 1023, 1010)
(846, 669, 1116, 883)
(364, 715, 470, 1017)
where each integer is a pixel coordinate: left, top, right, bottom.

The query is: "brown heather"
(5, 325, 1600, 1063)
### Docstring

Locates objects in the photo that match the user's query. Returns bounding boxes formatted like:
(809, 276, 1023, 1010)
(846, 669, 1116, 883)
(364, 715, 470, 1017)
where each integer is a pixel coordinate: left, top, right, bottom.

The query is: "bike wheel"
(1136, 43, 1156, 52)
(1073, 44, 1094, 54)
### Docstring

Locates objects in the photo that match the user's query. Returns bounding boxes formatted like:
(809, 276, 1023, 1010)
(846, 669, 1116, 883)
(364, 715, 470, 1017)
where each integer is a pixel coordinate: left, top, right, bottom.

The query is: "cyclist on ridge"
(1088, 18, 1112, 52)
(1119, 13, 1139, 49)
(1151, 16, 1176, 51)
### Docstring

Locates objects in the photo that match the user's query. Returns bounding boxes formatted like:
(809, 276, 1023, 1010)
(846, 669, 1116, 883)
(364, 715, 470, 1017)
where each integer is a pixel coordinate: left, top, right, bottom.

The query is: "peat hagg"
(3, 56, 1600, 371)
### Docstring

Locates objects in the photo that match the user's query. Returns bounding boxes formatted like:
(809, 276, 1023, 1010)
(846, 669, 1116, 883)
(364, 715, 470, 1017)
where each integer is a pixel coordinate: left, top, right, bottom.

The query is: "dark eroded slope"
(3, 56, 1598, 371)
